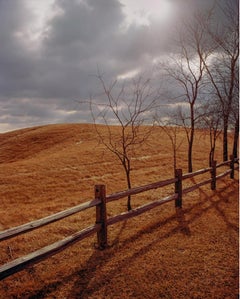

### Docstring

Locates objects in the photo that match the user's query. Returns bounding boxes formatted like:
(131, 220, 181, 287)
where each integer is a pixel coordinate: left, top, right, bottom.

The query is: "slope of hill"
(0, 124, 97, 163)
(0, 123, 238, 298)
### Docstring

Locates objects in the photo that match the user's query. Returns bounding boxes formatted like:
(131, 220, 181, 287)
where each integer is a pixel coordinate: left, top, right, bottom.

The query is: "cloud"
(0, 0, 234, 132)
(0, 1, 36, 95)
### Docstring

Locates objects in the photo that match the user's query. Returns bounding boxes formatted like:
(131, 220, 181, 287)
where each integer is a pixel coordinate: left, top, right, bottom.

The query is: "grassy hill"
(0, 123, 238, 298)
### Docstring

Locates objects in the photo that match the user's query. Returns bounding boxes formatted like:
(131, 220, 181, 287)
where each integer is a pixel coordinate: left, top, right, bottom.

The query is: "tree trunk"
(223, 115, 229, 161)
(126, 171, 132, 211)
(123, 160, 132, 211)
(188, 109, 195, 173)
(188, 139, 193, 173)
(209, 148, 214, 167)
(173, 146, 177, 175)
(232, 114, 239, 159)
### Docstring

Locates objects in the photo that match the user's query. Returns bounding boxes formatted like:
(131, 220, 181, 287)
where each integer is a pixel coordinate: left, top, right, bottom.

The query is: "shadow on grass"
(22, 179, 238, 298)
(198, 179, 239, 233)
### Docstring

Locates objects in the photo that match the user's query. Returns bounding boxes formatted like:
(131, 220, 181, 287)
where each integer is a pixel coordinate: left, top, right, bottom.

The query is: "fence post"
(230, 155, 234, 179)
(175, 169, 182, 208)
(95, 185, 107, 249)
(211, 160, 217, 190)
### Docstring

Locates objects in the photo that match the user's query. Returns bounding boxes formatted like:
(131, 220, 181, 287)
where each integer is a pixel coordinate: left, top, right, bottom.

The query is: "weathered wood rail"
(0, 156, 238, 280)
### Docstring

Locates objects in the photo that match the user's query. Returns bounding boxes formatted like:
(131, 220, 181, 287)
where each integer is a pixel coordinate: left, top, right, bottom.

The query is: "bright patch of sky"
(121, 0, 175, 26)
(24, 0, 60, 47)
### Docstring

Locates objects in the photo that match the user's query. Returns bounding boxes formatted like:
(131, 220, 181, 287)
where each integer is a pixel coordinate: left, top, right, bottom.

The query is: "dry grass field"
(0, 123, 238, 298)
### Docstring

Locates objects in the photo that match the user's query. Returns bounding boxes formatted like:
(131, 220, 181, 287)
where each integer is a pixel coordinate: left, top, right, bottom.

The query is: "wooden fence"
(0, 156, 238, 280)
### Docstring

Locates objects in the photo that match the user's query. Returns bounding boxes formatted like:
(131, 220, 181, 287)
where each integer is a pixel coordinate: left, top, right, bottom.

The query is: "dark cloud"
(0, 1, 36, 97)
(0, 0, 234, 132)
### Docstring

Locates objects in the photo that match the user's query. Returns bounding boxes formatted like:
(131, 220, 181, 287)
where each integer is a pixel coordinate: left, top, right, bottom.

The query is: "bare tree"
(199, 0, 239, 161)
(198, 101, 222, 166)
(231, 94, 239, 159)
(160, 15, 210, 172)
(154, 116, 184, 175)
(230, 34, 239, 159)
(90, 74, 158, 211)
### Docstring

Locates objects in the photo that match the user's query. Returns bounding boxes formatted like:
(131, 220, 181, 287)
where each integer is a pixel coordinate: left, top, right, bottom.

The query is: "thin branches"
(89, 74, 158, 211)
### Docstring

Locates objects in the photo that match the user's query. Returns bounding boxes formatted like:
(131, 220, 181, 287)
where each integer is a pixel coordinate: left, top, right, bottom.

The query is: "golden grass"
(0, 123, 238, 298)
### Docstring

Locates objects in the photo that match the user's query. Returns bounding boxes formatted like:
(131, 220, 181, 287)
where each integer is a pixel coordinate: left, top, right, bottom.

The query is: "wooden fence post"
(211, 160, 217, 190)
(95, 185, 107, 249)
(230, 155, 234, 179)
(175, 169, 182, 208)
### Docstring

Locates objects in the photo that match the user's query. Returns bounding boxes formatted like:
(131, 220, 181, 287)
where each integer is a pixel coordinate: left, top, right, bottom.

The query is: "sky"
(0, 0, 228, 132)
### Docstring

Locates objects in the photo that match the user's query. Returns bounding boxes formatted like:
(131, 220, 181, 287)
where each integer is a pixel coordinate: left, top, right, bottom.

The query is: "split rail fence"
(0, 156, 238, 280)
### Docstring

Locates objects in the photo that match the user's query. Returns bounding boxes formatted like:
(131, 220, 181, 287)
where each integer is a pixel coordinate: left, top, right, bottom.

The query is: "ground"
(0, 123, 238, 298)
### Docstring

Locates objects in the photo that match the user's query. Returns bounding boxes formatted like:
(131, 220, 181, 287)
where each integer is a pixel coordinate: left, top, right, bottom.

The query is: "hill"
(0, 123, 238, 298)
(0, 124, 97, 163)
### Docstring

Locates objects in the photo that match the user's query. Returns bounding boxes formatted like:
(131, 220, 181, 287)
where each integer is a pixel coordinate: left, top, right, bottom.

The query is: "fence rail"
(106, 177, 177, 203)
(0, 224, 101, 280)
(0, 199, 101, 242)
(0, 156, 238, 280)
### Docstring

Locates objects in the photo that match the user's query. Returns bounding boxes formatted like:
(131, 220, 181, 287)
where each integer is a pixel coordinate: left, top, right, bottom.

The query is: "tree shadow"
(17, 179, 238, 298)
(185, 177, 238, 233)
(198, 179, 239, 233)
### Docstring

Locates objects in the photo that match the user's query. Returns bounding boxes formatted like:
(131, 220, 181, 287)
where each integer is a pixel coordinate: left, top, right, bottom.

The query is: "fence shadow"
(12, 179, 238, 298)
(70, 179, 238, 298)
(198, 179, 239, 233)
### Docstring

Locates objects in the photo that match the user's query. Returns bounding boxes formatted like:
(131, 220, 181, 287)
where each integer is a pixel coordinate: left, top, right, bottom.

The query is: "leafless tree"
(160, 14, 211, 172)
(198, 0, 239, 161)
(154, 116, 184, 175)
(198, 101, 222, 166)
(90, 74, 158, 211)
(231, 94, 239, 159)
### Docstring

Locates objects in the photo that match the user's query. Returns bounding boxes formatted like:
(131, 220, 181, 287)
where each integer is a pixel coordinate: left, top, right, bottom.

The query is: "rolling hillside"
(0, 123, 238, 298)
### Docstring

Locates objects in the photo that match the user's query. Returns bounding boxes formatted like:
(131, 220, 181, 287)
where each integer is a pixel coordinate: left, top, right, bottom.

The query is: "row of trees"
(84, 1, 238, 211)
(159, 0, 239, 172)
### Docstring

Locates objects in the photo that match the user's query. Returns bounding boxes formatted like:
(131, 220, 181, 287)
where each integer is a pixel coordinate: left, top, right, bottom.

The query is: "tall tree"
(199, 0, 239, 161)
(231, 93, 239, 159)
(198, 100, 222, 166)
(90, 74, 158, 211)
(160, 16, 210, 172)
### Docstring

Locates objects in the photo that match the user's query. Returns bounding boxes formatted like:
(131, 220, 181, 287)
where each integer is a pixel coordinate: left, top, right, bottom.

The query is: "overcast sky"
(0, 0, 228, 132)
